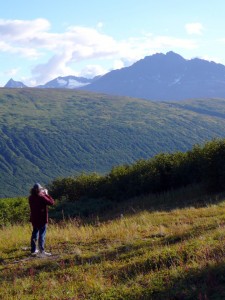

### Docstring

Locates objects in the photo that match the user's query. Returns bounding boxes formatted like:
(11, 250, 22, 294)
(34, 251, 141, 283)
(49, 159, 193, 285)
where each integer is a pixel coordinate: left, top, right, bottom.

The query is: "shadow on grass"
(136, 261, 225, 300)
(1, 220, 224, 286)
(113, 186, 225, 219)
(50, 184, 225, 226)
(3, 254, 225, 300)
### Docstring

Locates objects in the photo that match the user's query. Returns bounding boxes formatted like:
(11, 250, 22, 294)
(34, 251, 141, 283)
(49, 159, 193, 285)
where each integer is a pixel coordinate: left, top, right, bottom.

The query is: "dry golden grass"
(1, 197, 225, 299)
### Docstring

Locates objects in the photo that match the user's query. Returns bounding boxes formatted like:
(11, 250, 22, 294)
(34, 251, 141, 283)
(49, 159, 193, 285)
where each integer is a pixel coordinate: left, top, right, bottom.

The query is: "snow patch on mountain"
(169, 77, 182, 86)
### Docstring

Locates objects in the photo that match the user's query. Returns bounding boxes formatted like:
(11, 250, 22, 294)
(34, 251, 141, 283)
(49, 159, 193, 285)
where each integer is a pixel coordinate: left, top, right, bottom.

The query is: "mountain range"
(4, 51, 225, 101)
(4, 76, 98, 89)
(37, 75, 100, 89)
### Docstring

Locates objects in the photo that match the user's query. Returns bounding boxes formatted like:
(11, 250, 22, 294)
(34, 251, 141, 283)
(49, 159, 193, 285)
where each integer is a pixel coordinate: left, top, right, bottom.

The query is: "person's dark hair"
(30, 183, 43, 196)
(30, 187, 39, 196)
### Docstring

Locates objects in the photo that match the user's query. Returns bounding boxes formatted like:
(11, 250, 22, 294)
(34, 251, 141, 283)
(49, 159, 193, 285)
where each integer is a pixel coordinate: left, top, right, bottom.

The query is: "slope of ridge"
(81, 51, 225, 100)
(1, 88, 225, 197)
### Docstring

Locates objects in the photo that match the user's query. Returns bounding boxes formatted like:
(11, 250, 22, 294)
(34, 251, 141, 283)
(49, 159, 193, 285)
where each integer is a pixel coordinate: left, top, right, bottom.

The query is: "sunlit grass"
(1, 195, 225, 299)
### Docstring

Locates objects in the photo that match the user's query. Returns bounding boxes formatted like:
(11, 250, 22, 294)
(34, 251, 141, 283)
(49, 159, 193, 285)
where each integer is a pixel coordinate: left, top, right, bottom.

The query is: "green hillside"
(1, 139, 225, 299)
(1, 88, 225, 197)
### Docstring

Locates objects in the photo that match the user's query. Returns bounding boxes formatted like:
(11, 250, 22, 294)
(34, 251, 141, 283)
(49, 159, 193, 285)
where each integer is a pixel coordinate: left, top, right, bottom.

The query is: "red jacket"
(29, 192, 55, 228)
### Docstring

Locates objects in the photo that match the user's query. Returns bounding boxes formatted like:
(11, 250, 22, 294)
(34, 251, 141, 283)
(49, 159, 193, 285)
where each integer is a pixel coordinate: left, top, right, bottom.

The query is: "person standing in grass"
(29, 183, 55, 257)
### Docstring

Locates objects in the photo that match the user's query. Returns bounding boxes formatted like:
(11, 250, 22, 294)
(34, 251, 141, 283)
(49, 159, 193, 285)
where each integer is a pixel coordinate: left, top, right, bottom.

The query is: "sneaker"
(31, 249, 39, 256)
(39, 251, 52, 257)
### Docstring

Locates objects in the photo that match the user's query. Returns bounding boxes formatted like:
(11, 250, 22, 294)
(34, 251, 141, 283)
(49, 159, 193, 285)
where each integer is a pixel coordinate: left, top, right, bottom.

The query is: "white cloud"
(200, 55, 221, 64)
(153, 35, 198, 49)
(79, 65, 108, 78)
(66, 26, 119, 59)
(4, 68, 20, 77)
(0, 18, 50, 40)
(0, 40, 40, 58)
(31, 52, 76, 85)
(0, 18, 201, 85)
(97, 22, 103, 29)
(185, 23, 204, 35)
(113, 59, 125, 70)
(30, 30, 199, 84)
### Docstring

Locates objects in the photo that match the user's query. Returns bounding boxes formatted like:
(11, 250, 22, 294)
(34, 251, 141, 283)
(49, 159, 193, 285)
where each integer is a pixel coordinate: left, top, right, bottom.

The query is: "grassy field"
(1, 188, 225, 299)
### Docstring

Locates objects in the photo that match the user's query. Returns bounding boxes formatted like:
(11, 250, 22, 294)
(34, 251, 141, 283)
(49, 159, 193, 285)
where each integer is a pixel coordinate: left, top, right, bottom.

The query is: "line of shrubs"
(0, 197, 29, 226)
(48, 138, 225, 203)
(2, 138, 225, 225)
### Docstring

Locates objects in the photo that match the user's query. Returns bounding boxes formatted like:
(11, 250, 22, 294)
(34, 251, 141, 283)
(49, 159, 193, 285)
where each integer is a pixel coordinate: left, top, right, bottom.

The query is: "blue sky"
(1, 0, 225, 87)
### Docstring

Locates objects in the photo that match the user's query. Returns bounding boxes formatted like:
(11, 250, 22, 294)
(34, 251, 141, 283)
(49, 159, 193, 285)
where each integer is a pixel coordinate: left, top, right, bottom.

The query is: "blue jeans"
(31, 224, 47, 253)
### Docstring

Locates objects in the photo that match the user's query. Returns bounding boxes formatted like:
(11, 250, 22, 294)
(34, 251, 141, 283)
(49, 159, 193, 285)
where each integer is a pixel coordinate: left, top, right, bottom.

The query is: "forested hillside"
(1, 88, 225, 197)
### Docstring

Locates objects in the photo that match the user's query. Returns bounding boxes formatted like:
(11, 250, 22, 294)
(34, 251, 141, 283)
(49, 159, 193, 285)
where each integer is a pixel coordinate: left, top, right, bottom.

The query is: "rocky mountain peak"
(4, 78, 27, 88)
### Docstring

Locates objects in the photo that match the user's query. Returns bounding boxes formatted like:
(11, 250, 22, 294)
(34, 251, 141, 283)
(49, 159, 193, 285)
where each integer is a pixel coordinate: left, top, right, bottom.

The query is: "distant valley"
(1, 88, 225, 197)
